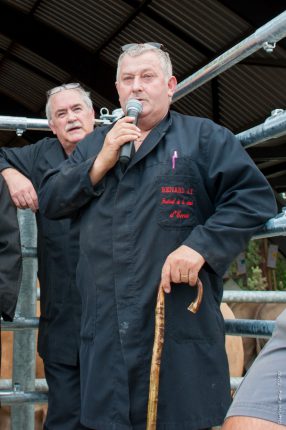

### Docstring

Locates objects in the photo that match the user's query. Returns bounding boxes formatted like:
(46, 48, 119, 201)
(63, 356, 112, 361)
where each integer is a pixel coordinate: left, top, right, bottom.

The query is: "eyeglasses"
(121, 42, 167, 52)
(46, 83, 81, 97)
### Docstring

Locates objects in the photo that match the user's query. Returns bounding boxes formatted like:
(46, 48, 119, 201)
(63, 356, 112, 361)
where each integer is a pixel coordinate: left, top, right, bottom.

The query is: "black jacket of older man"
(0, 139, 86, 429)
(0, 176, 22, 366)
(0, 139, 81, 365)
(0, 175, 22, 322)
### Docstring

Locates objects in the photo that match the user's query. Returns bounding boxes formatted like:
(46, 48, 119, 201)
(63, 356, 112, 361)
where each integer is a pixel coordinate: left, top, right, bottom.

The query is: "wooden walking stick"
(146, 278, 203, 430)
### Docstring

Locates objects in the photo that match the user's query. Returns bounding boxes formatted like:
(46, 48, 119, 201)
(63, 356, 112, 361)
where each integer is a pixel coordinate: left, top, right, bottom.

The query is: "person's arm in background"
(0, 144, 41, 212)
(0, 176, 22, 322)
(1, 168, 38, 212)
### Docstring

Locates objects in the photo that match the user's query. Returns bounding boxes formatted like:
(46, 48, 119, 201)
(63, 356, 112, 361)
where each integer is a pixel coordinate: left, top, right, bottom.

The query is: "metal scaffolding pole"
(173, 11, 286, 102)
(223, 290, 286, 303)
(225, 319, 274, 338)
(253, 208, 286, 239)
(1, 108, 286, 151)
(0, 388, 48, 405)
(0, 116, 109, 135)
(0, 379, 48, 392)
(2, 317, 39, 330)
(237, 109, 286, 148)
(11, 210, 38, 430)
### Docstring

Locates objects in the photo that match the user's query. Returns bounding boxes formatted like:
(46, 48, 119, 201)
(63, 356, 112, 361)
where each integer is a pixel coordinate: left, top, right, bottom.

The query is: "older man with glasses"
(39, 43, 277, 430)
(0, 83, 94, 429)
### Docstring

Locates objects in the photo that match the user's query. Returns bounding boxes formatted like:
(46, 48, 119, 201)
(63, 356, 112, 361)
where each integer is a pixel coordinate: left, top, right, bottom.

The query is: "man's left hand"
(160, 245, 205, 293)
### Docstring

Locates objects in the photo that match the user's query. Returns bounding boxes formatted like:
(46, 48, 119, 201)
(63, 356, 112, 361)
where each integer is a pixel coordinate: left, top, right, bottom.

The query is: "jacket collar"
(125, 112, 172, 171)
(44, 138, 67, 169)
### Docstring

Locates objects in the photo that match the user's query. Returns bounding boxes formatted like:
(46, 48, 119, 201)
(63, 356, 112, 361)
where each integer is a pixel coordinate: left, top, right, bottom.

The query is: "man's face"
(116, 51, 177, 129)
(49, 89, 95, 154)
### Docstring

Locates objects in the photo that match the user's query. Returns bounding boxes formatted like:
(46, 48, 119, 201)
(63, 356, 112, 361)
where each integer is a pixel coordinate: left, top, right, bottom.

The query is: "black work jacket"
(0, 176, 22, 321)
(0, 139, 81, 365)
(40, 112, 277, 429)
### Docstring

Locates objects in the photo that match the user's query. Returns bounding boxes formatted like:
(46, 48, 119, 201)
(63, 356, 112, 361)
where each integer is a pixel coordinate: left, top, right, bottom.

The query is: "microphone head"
(126, 99, 143, 114)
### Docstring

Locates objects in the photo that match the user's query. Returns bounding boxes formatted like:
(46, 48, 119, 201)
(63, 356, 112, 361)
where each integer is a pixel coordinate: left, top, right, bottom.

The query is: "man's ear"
(167, 76, 177, 97)
(115, 81, 119, 95)
(49, 121, 56, 135)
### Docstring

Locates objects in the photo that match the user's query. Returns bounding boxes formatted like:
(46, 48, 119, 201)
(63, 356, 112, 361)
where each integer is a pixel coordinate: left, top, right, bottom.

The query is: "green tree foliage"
(227, 240, 286, 290)
(245, 240, 262, 269)
(275, 252, 286, 290)
(247, 266, 268, 291)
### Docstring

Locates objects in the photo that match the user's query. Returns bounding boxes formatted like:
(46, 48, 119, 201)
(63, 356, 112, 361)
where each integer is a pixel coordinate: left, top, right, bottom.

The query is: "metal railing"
(0, 116, 109, 136)
(0, 210, 40, 426)
(237, 109, 286, 148)
(173, 10, 286, 102)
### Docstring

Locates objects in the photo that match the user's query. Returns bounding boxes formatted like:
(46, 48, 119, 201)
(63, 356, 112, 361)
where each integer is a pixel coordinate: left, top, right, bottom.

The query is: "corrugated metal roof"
(2, 0, 35, 13)
(0, 59, 51, 111)
(149, 0, 252, 52)
(0, 33, 12, 50)
(172, 83, 214, 119)
(87, 87, 117, 114)
(100, 13, 206, 77)
(219, 64, 286, 131)
(35, 0, 134, 51)
(12, 44, 70, 82)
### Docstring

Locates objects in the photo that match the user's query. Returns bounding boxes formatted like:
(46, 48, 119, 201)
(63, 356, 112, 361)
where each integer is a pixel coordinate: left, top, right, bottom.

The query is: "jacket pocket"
(156, 174, 198, 229)
(165, 281, 223, 342)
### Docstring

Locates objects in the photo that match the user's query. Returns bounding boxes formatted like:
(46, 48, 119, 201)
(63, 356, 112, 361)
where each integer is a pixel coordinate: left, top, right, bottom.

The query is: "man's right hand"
(1, 168, 38, 212)
(89, 117, 141, 185)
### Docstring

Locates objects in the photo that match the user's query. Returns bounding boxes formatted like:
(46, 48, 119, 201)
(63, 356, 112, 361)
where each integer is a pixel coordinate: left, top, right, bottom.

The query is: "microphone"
(119, 99, 143, 166)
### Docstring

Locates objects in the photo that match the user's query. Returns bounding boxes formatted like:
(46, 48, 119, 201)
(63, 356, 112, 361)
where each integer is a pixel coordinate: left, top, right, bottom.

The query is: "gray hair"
(116, 43, 173, 82)
(45, 86, 93, 121)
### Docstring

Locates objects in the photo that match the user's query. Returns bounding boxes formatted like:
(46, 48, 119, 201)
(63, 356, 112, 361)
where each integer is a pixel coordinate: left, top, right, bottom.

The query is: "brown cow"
(220, 303, 244, 378)
(229, 301, 286, 371)
(227, 301, 259, 371)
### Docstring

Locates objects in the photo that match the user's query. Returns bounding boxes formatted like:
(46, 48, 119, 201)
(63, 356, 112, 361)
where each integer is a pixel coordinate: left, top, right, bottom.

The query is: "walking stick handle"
(187, 278, 203, 314)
